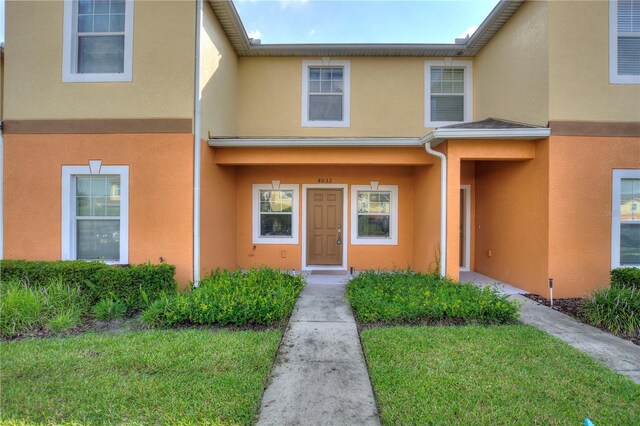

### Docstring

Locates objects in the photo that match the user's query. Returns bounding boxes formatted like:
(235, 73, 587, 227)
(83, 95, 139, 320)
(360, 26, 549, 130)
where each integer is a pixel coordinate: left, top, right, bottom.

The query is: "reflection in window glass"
(259, 190, 293, 237)
(357, 191, 391, 238)
(620, 178, 640, 265)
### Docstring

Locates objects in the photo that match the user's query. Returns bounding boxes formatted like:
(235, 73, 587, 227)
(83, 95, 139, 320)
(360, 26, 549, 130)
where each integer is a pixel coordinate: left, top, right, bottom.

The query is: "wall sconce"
(272, 180, 281, 190)
(370, 181, 379, 191)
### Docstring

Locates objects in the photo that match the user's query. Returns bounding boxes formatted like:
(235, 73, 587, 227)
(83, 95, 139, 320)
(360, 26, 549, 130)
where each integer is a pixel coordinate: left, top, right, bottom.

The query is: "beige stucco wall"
(548, 0, 640, 122)
(474, 0, 549, 126)
(236, 57, 429, 137)
(4, 0, 195, 120)
(201, 1, 237, 137)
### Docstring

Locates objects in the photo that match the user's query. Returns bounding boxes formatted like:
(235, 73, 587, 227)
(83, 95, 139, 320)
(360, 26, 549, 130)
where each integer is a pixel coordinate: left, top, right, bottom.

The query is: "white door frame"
(460, 185, 471, 272)
(301, 184, 349, 271)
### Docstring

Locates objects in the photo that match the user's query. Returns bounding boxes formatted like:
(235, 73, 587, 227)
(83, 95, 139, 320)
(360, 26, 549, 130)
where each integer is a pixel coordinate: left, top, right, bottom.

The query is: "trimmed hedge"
(0, 260, 176, 309)
(141, 267, 305, 327)
(347, 270, 520, 324)
(610, 267, 640, 290)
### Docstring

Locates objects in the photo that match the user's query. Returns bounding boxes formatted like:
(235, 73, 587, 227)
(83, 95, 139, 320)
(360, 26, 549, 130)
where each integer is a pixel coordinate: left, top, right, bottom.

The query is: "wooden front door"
(307, 189, 343, 266)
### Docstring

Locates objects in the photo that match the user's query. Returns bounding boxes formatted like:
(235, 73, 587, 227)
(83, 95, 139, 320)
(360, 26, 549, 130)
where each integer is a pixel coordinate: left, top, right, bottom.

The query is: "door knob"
(337, 236, 342, 245)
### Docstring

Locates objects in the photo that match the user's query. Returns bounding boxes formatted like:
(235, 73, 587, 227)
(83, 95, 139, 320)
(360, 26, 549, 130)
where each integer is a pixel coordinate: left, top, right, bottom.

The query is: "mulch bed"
(523, 293, 640, 346)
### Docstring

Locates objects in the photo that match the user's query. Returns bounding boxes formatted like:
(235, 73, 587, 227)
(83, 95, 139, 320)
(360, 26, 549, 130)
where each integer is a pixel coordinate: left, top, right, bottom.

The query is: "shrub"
(46, 308, 82, 333)
(141, 268, 305, 327)
(0, 281, 45, 336)
(347, 270, 520, 324)
(92, 297, 128, 321)
(0, 260, 177, 309)
(582, 286, 640, 336)
(610, 267, 640, 290)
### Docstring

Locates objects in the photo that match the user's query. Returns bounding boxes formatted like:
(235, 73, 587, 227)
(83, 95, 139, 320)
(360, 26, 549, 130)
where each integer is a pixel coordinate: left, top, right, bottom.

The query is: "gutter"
(193, 0, 203, 286)
(209, 137, 422, 148)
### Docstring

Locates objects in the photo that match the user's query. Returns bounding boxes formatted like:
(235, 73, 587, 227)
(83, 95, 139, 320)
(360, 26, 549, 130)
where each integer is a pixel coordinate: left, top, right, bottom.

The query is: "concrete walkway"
(257, 282, 380, 426)
(462, 271, 640, 384)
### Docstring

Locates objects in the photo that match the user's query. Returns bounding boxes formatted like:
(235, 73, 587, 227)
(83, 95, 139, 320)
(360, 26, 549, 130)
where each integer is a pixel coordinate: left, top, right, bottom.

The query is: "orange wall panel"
(200, 140, 238, 275)
(472, 140, 550, 295)
(548, 136, 640, 297)
(3, 134, 194, 285)
(235, 165, 417, 271)
(412, 164, 441, 272)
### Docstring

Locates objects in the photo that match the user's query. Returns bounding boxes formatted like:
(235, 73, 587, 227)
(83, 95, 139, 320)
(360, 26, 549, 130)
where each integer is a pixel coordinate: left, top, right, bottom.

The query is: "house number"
(317, 178, 333, 183)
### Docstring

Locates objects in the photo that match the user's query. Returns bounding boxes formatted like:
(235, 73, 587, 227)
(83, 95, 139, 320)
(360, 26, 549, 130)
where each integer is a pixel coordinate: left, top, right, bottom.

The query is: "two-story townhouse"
(2, 0, 639, 297)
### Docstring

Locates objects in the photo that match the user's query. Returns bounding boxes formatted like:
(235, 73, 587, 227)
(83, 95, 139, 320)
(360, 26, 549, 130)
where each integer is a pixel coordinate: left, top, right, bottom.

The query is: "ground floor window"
(350, 185, 398, 245)
(252, 184, 299, 244)
(61, 163, 129, 263)
(612, 169, 640, 268)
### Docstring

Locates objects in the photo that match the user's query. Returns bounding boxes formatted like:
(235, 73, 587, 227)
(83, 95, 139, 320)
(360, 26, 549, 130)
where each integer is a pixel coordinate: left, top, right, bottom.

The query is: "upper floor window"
(63, 0, 134, 82)
(610, 0, 640, 84)
(302, 60, 351, 127)
(425, 60, 473, 128)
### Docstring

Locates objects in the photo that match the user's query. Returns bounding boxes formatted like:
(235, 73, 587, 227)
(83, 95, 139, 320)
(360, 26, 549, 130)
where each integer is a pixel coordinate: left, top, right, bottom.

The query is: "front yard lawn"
(1, 329, 281, 425)
(361, 325, 639, 425)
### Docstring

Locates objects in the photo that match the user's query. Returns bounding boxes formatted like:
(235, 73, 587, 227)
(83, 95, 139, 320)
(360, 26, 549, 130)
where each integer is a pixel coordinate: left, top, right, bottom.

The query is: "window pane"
(618, 37, 640, 76)
(95, 0, 110, 13)
(77, 219, 120, 261)
(260, 214, 292, 237)
(358, 215, 390, 238)
(309, 81, 320, 93)
(621, 178, 640, 220)
(320, 68, 332, 79)
(357, 191, 390, 213)
(94, 14, 110, 32)
(620, 223, 640, 265)
(79, 0, 94, 14)
(111, 0, 126, 14)
(78, 35, 125, 73)
(76, 176, 91, 196)
(331, 81, 343, 93)
(431, 95, 464, 122)
(77, 197, 91, 216)
(309, 68, 321, 80)
(309, 94, 343, 121)
(320, 80, 332, 93)
(332, 68, 343, 80)
(110, 14, 125, 32)
(78, 14, 93, 32)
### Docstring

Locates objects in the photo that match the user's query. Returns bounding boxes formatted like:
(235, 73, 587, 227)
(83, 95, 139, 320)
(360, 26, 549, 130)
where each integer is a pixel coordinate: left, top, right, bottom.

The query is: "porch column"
(445, 154, 461, 281)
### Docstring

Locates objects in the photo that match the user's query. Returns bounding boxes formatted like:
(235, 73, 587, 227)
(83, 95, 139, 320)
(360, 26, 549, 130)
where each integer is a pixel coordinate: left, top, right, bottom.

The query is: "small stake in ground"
(549, 278, 554, 307)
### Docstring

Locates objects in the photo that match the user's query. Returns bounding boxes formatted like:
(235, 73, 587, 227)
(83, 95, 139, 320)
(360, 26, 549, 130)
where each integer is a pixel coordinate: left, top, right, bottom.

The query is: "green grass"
(361, 325, 639, 426)
(347, 271, 519, 324)
(1, 329, 281, 425)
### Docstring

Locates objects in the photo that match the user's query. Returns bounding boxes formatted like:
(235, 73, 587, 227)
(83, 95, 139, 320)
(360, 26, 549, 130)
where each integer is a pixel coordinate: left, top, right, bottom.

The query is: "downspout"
(193, 0, 203, 286)
(424, 142, 447, 277)
(0, 127, 3, 260)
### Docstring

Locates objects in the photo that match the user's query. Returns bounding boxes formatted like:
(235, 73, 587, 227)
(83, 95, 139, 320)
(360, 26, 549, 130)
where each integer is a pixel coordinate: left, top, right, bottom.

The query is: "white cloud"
(248, 29, 263, 40)
(279, 0, 309, 9)
(456, 25, 478, 40)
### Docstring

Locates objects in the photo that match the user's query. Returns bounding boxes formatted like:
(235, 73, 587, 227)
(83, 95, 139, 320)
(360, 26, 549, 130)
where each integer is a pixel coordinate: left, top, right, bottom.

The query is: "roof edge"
(421, 127, 551, 147)
(208, 137, 423, 148)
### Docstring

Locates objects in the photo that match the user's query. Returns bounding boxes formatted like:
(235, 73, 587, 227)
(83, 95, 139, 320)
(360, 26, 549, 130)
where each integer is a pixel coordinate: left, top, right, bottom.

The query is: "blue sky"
(0, 0, 500, 45)
(235, 0, 501, 44)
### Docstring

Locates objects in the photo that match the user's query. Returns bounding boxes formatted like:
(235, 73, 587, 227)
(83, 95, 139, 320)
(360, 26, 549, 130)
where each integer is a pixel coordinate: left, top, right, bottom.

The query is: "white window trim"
(611, 169, 640, 268)
(252, 184, 299, 245)
(609, 0, 640, 84)
(62, 0, 134, 83)
(61, 164, 129, 264)
(301, 59, 351, 128)
(301, 184, 348, 271)
(350, 185, 398, 246)
(424, 59, 473, 128)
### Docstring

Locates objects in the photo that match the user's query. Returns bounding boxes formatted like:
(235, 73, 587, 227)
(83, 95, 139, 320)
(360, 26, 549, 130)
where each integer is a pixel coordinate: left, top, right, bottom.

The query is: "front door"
(307, 189, 343, 265)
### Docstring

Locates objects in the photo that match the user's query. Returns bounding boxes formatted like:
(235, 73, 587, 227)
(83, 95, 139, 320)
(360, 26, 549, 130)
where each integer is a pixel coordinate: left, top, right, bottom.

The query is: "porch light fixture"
(271, 180, 281, 190)
(369, 181, 379, 191)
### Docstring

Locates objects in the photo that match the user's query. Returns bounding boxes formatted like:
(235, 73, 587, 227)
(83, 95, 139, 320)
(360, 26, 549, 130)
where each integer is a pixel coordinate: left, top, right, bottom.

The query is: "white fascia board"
(420, 127, 551, 147)
(208, 138, 423, 148)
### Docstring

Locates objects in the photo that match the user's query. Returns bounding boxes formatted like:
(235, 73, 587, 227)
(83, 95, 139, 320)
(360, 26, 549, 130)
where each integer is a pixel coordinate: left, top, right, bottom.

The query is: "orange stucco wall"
(200, 140, 238, 275)
(3, 134, 194, 285)
(547, 136, 640, 297)
(411, 164, 441, 273)
(235, 165, 417, 271)
(472, 140, 550, 295)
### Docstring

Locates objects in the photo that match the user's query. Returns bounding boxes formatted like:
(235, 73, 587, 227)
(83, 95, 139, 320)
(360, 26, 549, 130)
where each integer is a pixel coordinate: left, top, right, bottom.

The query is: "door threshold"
(309, 270, 348, 275)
